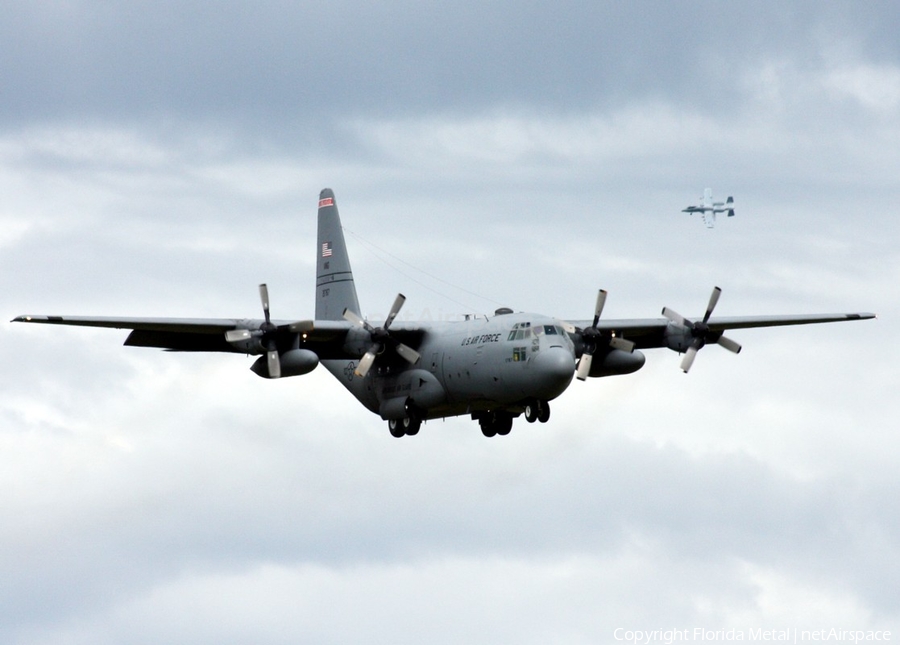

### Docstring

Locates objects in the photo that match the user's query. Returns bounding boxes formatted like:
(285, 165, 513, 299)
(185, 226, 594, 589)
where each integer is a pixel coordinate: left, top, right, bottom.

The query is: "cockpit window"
(507, 322, 532, 341)
(507, 322, 567, 341)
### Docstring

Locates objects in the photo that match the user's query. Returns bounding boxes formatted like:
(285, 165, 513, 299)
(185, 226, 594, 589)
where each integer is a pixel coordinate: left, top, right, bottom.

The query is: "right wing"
(11, 314, 358, 358)
(12, 315, 245, 352)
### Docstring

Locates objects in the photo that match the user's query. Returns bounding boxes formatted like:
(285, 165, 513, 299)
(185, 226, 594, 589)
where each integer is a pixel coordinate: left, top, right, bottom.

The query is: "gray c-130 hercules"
(14, 189, 875, 438)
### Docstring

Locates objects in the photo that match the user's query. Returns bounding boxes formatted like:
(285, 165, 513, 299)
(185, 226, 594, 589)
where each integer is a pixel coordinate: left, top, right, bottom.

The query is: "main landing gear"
(388, 417, 421, 438)
(478, 411, 514, 437)
(389, 400, 552, 438)
(478, 400, 551, 438)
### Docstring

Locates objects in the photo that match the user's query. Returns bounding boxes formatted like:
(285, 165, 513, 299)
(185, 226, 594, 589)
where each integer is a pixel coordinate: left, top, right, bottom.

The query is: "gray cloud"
(2, 1, 899, 642)
(3, 2, 899, 133)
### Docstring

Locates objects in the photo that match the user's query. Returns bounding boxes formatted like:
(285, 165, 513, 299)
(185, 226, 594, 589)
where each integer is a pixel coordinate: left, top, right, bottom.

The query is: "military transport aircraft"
(14, 189, 874, 438)
(682, 188, 735, 228)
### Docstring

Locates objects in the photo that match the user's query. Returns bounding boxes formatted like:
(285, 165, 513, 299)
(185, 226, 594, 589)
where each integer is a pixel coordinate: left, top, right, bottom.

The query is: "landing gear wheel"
(479, 411, 513, 437)
(538, 402, 550, 423)
(524, 402, 539, 423)
(388, 417, 422, 437)
(388, 419, 405, 438)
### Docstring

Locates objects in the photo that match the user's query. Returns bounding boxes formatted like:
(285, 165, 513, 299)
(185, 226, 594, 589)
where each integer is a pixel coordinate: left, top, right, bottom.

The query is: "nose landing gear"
(524, 400, 550, 424)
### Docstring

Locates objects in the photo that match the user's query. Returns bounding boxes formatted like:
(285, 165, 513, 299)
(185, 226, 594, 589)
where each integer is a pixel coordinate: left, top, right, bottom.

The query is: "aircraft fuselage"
(321, 312, 576, 421)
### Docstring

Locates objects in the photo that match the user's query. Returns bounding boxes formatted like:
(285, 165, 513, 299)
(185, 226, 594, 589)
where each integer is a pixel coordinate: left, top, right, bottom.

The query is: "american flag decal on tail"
(322, 242, 333, 257)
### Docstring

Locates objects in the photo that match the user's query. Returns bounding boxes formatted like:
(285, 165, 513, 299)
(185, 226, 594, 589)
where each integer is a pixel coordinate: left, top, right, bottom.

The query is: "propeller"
(225, 283, 282, 378)
(662, 286, 742, 373)
(343, 293, 421, 378)
(576, 289, 636, 381)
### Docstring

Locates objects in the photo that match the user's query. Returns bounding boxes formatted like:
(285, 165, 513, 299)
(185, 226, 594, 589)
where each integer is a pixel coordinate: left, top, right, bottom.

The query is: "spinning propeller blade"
(356, 350, 378, 378)
(717, 335, 742, 354)
(258, 283, 281, 378)
(343, 293, 420, 378)
(576, 289, 634, 381)
(225, 329, 251, 342)
(703, 286, 721, 324)
(592, 289, 607, 327)
(259, 283, 271, 322)
(663, 286, 741, 373)
(661, 307, 687, 327)
(385, 293, 406, 328)
(342, 308, 366, 329)
(576, 353, 593, 381)
(680, 346, 699, 373)
(267, 350, 282, 379)
(223, 283, 283, 378)
(394, 342, 421, 364)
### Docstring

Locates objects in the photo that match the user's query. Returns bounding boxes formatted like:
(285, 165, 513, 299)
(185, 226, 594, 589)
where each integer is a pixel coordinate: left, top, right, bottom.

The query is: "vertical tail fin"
(316, 189, 361, 321)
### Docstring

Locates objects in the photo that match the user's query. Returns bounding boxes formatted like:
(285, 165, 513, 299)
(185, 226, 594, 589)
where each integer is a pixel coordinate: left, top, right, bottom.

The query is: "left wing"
(574, 312, 874, 374)
(572, 312, 876, 351)
(567, 287, 875, 374)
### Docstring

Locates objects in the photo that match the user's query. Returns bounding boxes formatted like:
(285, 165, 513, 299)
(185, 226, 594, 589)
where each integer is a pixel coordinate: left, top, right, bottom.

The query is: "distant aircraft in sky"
(682, 188, 735, 228)
(14, 189, 874, 438)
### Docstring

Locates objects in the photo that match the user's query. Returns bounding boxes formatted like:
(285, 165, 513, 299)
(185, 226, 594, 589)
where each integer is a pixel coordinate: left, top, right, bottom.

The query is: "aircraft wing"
(11, 314, 428, 362)
(11, 315, 240, 351)
(10, 314, 362, 357)
(572, 312, 875, 350)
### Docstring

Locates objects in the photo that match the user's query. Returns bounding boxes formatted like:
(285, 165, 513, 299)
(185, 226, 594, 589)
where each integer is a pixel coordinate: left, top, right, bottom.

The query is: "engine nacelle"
(251, 348, 319, 379)
(228, 334, 265, 355)
(663, 322, 692, 353)
(588, 348, 646, 377)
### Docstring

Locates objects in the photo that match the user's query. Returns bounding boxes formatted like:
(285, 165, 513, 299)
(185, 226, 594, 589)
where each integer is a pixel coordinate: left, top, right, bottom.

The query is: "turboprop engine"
(585, 347, 646, 378)
(574, 289, 640, 380)
(224, 284, 320, 379)
(661, 286, 742, 373)
(251, 348, 318, 379)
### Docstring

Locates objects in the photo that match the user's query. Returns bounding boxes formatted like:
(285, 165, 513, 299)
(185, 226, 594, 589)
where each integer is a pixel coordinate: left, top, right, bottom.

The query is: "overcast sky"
(2, 2, 899, 643)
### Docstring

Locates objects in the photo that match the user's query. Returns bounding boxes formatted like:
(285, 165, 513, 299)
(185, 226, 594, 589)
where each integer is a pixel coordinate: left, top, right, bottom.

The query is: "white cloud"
(2, 4, 899, 642)
(351, 107, 745, 171)
(824, 64, 900, 113)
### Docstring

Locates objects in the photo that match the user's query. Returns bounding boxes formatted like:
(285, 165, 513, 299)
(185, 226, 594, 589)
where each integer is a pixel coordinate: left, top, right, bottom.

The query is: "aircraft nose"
(532, 347, 576, 400)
